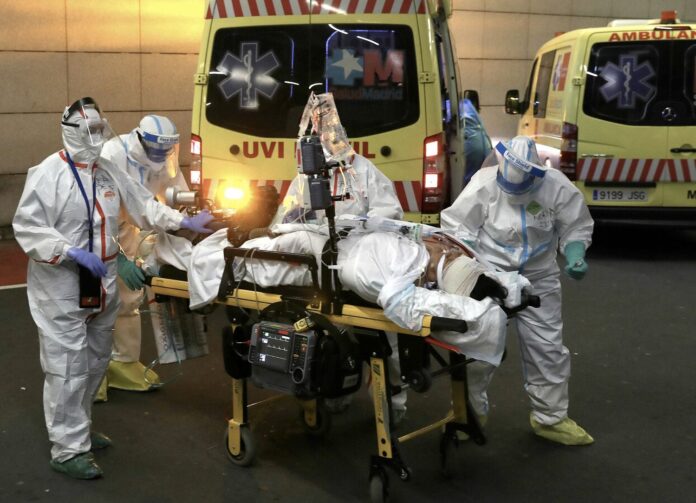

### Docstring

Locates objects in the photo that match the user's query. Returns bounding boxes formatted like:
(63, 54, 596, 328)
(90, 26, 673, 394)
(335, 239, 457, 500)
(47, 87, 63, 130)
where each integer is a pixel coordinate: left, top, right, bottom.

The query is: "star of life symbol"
(217, 42, 280, 109)
(327, 49, 364, 86)
(599, 54, 656, 109)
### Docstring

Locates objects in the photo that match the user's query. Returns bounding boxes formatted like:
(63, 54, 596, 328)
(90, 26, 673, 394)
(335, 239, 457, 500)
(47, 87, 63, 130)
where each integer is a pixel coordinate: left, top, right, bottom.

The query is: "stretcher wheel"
(369, 467, 389, 503)
(405, 369, 432, 393)
(300, 401, 332, 437)
(224, 426, 255, 466)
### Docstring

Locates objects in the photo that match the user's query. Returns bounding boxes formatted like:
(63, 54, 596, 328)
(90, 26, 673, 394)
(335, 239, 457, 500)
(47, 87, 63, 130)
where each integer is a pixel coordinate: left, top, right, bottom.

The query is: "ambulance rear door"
(201, 6, 312, 205)
(310, 5, 426, 220)
(663, 30, 696, 210)
(578, 30, 670, 208)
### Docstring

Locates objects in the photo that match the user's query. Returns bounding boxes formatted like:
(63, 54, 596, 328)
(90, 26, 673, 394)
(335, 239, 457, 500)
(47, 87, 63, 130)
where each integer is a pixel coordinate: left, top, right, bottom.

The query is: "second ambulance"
(505, 11, 696, 224)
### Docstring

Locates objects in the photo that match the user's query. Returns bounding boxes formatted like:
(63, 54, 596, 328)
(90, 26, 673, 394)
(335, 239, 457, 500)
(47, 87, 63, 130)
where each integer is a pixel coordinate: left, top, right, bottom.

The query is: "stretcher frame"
(148, 247, 490, 502)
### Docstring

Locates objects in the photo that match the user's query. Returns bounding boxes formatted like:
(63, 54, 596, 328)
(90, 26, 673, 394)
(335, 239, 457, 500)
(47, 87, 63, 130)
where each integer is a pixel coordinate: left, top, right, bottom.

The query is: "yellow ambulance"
(190, 0, 465, 224)
(505, 11, 696, 224)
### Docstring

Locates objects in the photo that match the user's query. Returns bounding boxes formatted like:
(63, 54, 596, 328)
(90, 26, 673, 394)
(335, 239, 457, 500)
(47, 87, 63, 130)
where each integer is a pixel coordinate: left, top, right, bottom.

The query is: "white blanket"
(158, 228, 531, 367)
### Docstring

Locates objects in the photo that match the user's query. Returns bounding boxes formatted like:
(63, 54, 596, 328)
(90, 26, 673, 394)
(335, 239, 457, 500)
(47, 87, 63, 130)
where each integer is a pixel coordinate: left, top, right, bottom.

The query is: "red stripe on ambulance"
(392, 180, 421, 212)
(202, 178, 422, 212)
(205, 0, 426, 17)
(577, 158, 696, 182)
(216, 0, 227, 17)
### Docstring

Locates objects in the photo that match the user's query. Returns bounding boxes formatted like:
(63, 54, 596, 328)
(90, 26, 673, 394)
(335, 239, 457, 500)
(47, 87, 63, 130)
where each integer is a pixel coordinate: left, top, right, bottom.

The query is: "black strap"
(65, 152, 97, 252)
(62, 97, 101, 124)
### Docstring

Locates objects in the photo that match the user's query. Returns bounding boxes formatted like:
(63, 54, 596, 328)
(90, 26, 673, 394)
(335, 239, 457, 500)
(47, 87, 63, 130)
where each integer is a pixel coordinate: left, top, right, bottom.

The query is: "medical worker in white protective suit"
(95, 115, 188, 400)
(13, 98, 213, 480)
(441, 135, 594, 446)
(190, 92, 409, 420)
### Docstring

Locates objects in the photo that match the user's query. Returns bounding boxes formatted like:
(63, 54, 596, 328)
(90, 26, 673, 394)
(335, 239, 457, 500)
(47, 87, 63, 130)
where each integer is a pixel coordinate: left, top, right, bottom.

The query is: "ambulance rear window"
(206, 24, 419, 138)
(584, 41, 696, 126)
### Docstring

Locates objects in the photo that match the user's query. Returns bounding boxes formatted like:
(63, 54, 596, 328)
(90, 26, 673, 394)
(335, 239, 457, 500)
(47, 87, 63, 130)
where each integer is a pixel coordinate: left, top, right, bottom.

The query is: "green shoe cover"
(90, 431, 112, 450)
(107, 361, 160, 391)
(50, 453, 103, 479)
(530, 415, 594, 446)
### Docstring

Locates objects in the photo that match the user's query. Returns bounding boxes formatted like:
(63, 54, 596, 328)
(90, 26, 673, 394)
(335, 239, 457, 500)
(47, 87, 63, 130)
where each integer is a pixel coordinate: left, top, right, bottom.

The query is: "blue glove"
(563, 241, 588, 280)
(180, 210, 214, 234)
(67, 247, 107, 278)
(117, 253, 145, 290)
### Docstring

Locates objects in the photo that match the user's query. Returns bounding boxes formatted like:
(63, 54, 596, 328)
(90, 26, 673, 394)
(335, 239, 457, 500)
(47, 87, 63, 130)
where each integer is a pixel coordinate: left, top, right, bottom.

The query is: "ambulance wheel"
(301, 402, 332, 437)
(224, 426, 255, 466)
(369, 468, 389, 503)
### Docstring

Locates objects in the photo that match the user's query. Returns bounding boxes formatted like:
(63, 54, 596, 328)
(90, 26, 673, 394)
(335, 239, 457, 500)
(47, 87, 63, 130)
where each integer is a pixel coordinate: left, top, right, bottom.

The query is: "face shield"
(61, 97, 111, 164)
(136, 115, 179, 165)
(492, 136, 547, 195)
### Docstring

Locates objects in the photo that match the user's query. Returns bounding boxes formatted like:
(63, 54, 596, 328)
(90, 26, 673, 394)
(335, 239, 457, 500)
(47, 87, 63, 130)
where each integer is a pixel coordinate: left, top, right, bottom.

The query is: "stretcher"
(148, 245, 538, 503)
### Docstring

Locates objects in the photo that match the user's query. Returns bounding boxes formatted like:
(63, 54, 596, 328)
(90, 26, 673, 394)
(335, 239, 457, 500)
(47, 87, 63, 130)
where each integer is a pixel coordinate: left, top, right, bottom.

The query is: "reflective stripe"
(577, 157, 696, 182)
(203, 178, 423, 212)
(205, 0, 425, 16)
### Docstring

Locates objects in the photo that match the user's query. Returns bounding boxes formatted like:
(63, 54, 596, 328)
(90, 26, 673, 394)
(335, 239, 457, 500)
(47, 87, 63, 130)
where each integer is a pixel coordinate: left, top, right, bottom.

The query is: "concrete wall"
(0, 0, 205, 229)
(0, 0, 692, 229)
(452, 0, 696, 144)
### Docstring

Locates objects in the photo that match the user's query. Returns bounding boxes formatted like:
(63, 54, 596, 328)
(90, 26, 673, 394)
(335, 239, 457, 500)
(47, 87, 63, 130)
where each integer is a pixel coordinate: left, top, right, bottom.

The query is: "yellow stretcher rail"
(149, 274, 482, 498)
(149, 277, 434, 337)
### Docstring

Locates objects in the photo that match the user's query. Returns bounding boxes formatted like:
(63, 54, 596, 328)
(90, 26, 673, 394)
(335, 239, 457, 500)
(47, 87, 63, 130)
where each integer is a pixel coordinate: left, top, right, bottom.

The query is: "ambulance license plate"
(591, 188, 648, 202)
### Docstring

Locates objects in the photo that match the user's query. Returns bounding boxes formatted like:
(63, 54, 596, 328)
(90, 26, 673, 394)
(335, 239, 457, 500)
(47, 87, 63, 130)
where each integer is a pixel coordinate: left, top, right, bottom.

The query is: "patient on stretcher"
(161, 220, 532, 367)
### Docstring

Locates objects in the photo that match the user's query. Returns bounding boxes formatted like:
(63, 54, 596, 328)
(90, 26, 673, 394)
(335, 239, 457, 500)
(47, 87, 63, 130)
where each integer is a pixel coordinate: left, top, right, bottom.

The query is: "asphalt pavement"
(1, 225, 695, 502)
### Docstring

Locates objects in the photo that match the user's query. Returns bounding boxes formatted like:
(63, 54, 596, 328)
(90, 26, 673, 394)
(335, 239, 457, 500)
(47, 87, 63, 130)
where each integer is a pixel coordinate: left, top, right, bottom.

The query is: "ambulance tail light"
(421, 133, 445, 214)
(560, 122, 578, 181)
(190, 134, 202, 190)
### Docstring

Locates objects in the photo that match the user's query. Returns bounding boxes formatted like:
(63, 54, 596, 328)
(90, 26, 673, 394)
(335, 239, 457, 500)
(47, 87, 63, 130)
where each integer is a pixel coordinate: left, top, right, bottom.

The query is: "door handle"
(670, 147, 696, 153)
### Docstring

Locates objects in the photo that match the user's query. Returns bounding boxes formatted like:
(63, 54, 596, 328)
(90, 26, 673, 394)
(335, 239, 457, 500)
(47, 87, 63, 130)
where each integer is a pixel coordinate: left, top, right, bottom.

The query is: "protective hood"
(135, 115, 179, 166)
(125, 130, 179, 180)
(490, 136, 546, 195)
(61, 97, 110, 165)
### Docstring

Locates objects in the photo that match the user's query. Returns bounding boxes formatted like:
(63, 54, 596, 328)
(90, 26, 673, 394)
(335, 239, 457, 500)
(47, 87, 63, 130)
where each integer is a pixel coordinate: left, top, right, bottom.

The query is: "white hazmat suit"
(441, 135, 594, 445)
(13, 100, 188, 472)
(99, 115, 188, 392)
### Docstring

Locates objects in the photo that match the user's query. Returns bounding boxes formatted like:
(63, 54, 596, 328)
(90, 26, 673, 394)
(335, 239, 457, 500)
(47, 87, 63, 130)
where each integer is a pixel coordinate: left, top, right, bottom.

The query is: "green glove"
(117, 253, 145, 290)
(563, 241, 588, 280)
